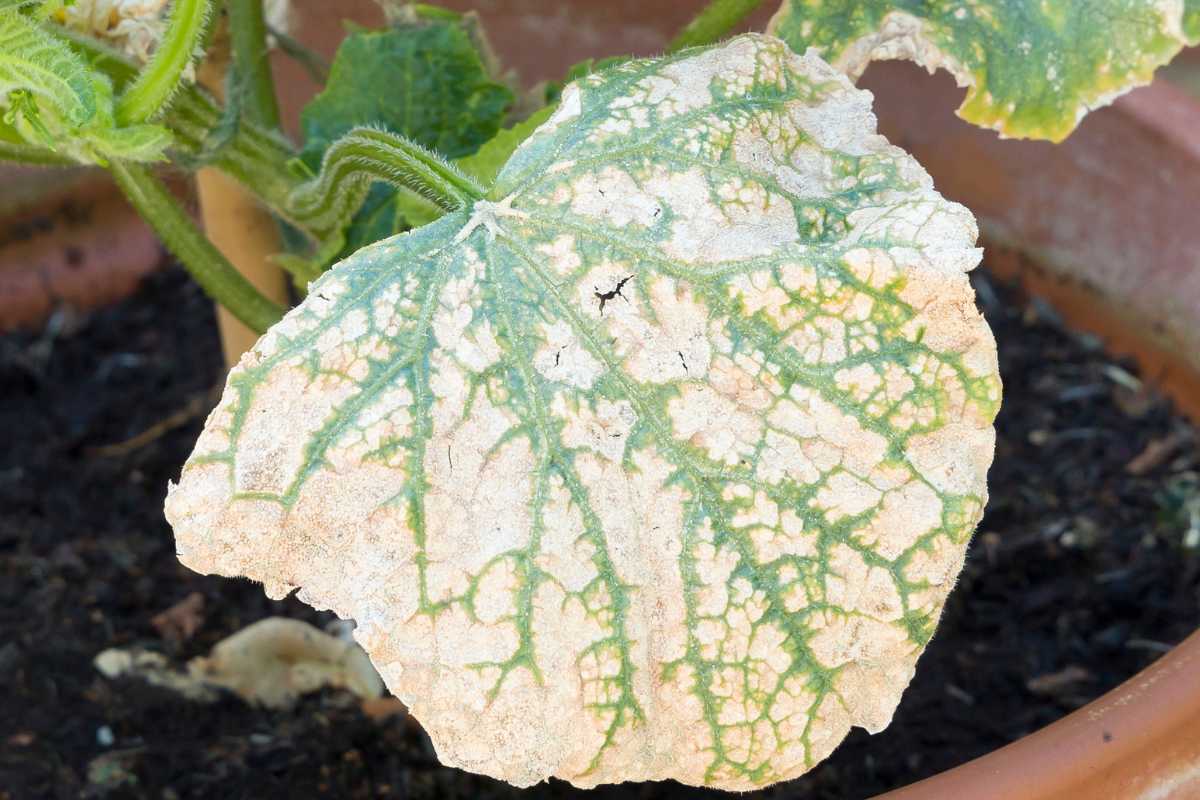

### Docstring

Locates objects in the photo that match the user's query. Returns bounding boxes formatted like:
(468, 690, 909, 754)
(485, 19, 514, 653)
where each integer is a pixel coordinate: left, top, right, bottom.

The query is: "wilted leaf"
(168, 35, 1000, 790)
(299, 17, 512, 254)
(769, 0, 1199, 141)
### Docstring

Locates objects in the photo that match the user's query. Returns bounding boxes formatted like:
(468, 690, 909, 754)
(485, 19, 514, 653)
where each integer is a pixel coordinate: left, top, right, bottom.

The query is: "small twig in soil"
(1126, 429, 1191, 475)
(87, 386, 221, 458)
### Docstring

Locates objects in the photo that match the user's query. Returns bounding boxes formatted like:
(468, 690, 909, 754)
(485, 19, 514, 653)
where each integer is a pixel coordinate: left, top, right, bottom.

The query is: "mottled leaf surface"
(167, 35, 1000, 790)
(769, 0, 1198, 141)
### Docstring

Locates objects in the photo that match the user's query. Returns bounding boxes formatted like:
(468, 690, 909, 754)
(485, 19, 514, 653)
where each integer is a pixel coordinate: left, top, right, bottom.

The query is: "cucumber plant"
(3, 0, 1193, 790)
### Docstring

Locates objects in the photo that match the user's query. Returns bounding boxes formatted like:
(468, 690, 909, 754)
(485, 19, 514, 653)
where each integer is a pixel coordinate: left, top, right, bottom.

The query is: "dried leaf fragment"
(95, 617, 383, 709)
(166, 35, 1000, 790)
(190, 616, 384, 709)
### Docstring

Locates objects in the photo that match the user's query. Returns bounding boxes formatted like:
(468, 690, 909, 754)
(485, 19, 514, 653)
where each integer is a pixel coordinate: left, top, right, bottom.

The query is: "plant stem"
(116, 0, 212, 124)
(227, 0, 281, 129)
(289, 127, 484, 238)
(268, 24, 329, 84)
(155, 88, 302, 224)
(668, 0, 763, 51)
(110, 161, 285, 333)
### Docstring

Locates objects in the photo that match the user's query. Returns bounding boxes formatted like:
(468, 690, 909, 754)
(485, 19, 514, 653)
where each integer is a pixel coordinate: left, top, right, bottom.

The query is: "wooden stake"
(196, 28, 290, 367)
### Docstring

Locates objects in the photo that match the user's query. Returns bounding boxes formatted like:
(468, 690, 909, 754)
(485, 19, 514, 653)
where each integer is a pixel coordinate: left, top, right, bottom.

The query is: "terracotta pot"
(1, 6, 1197, 796)
(874, 628, 1200, 799)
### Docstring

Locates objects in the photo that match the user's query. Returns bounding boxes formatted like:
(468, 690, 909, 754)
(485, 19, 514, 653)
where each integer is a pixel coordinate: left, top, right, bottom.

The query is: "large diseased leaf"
(769, 0, 1199, 142)
(167, 35, 1000, 790)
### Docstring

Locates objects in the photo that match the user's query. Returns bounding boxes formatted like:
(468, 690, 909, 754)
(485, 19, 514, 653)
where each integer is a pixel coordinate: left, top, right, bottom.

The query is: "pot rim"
(874, 628, 1200, 800)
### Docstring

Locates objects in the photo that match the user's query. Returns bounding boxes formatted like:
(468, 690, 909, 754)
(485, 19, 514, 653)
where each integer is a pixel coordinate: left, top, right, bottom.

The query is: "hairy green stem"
(110, 161, 285, 332)
(169, 84, 298, 210)
(668, 0, 764, 51)
(116, 0, 212, 124)
(228, 0, 281, 129)
(289, 127, 484, 238)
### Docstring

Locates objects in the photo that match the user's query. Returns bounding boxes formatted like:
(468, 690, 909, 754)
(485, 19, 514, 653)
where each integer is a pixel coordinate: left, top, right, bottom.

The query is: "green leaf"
(669, 0, 766, 51)
(1187, 0, 1200, 41)
(0, 14, 172, 166)
(0, 9, 95, 126)
(457, 103, 554, 186)
(300, 19, 511, 163)
(298, 16, 512, 257)
(167, 36, 1000, 791)
(76, 75, 170, 163)
(769, 0, 1199, 141)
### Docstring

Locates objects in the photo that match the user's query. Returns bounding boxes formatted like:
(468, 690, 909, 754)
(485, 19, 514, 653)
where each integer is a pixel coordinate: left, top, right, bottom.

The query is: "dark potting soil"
(1, 263, 1198, 800)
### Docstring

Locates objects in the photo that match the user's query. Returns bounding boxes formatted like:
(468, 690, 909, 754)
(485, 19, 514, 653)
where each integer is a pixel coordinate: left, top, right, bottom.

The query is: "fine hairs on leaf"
(0, 9, 97, 127)
(0, 10, 171, 165)
(288, 125, 485, 240)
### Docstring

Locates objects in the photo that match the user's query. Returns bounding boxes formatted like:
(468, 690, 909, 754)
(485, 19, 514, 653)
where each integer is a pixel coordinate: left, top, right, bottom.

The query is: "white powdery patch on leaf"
(165, 35, 1001, 791)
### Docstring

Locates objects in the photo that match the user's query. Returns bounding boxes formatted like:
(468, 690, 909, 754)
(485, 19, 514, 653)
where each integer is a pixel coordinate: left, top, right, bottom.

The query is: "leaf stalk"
(227, 0, 281, 129)
(116, 0, 213, 124)
(288, 126, 484, 239)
